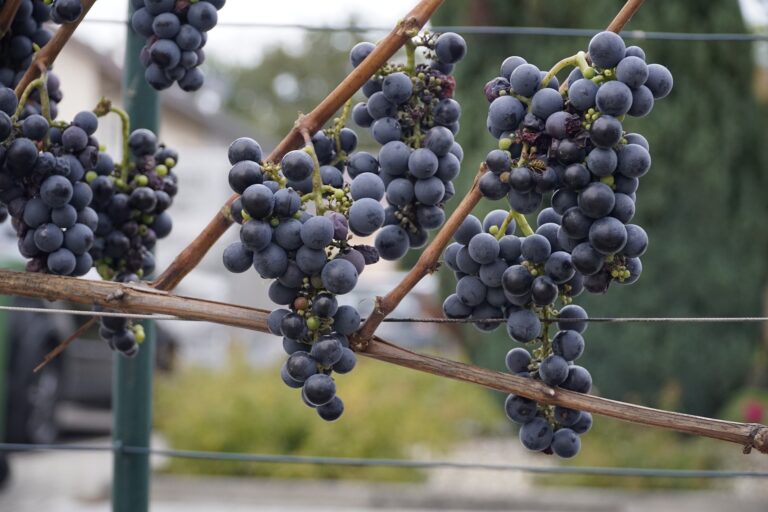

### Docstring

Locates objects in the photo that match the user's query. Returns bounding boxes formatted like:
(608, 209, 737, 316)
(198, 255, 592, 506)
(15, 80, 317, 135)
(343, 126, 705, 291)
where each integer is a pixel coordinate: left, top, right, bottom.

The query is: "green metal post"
(112, 3, 159, 511)
(0, 294, 10, 444)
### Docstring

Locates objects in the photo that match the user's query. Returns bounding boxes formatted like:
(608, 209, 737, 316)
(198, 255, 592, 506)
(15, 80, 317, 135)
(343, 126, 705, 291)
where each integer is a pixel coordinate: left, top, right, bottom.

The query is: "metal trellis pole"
(112, 3, 159, 511)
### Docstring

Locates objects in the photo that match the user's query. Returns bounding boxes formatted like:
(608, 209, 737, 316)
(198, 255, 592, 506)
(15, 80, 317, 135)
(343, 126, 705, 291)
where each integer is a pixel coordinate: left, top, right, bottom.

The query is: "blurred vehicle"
(0, 294, 177, 446)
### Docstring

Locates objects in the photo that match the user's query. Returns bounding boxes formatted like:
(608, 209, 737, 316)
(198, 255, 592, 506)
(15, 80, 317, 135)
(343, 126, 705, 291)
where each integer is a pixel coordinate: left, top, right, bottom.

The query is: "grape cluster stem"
(13, 71, 51, 123)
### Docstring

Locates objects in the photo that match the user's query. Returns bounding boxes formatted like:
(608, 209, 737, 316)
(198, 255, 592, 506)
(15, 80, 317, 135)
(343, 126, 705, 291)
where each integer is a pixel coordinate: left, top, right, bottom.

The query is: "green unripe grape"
(85, 171, 98, 183)
(135, 175, 149, 186)
(155, 165, 169, 177)
(600, 175, 615, 187)
(306, 316, 320, 331)
(165, 158, 176, 168)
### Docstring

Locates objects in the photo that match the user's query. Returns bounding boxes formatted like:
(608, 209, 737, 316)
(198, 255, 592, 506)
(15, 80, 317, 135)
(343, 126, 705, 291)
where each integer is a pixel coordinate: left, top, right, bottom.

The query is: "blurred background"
(1, 0, 768, 510)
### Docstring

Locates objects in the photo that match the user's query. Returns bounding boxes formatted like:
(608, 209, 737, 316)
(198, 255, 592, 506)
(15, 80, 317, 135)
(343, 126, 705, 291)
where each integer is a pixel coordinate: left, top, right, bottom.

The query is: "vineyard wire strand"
(79, 19, 768, 42)
(379, 316, 768, 324)
(0, 443, 766, 478)
(0, 304, 181, 321)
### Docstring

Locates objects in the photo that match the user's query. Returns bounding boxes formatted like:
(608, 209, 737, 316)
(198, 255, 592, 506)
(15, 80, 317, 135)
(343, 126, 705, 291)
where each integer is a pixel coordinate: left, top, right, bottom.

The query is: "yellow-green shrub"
(154, 347, 501, 481)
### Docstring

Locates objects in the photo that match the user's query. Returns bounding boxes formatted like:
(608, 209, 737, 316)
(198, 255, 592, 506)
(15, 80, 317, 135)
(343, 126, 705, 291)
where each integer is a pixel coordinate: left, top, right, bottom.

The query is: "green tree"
(434, 0, 768, 415)
(219, 30, 360, 139)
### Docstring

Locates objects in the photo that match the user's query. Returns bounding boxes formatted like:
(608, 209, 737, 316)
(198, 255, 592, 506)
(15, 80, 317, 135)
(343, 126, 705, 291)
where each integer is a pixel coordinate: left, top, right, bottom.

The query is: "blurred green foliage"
(219, 30, 364, 142)
(433, 0, 768, 416)
(154, 348, 500, 480)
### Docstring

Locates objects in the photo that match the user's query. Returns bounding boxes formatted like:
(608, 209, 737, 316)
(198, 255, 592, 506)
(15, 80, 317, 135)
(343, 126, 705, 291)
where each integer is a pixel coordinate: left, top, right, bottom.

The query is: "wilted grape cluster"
(130, 0, 224, 91)
(348, 32, 467, 260)
(446, 31, 672, 457)
(222, 136, 373, 421)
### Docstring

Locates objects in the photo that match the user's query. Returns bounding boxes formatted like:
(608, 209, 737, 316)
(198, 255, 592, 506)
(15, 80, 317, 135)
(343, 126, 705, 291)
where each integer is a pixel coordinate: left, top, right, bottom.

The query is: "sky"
(741, 0, 768, 26)
(78, 0, 418, 65)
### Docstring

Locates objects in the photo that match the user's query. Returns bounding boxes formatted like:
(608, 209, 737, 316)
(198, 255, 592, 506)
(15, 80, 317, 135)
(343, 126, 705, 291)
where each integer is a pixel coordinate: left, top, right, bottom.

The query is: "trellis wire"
(1, 304, 765, 324)
(80, 18, 768, 41)
(0, 442, 765, 478)
(0, 304, 179, 321)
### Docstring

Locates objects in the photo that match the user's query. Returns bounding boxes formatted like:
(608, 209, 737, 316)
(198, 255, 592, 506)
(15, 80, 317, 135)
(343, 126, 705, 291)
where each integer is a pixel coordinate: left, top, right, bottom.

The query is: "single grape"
(519, 417, 553, 451)
(504, 394, 538, 424)
(551, 428, 581, 458)
(588, 31, 626, 69)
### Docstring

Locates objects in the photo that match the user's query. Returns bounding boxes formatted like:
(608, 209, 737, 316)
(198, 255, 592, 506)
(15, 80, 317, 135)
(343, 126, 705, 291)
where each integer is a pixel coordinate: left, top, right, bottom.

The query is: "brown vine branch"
(0, 269, 765, 455)
(0, 0, 22, 38)
(35, 318, 94, 373)
(152, 0, 445, 292)
(606, 0, 646, 33)
(350, 164, 487, 350)
(14, 0, 98, 98)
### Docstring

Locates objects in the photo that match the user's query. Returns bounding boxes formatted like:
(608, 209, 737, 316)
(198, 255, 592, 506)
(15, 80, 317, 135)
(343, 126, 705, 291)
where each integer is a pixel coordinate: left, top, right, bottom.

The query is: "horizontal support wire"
(80, 18, 768, 41)
(0, 305, 765, 325)
(0, 442, 765, 478)
(380, 316, 768, 324)
(0, 304, 179, 320)
(0, 304, 765, 325)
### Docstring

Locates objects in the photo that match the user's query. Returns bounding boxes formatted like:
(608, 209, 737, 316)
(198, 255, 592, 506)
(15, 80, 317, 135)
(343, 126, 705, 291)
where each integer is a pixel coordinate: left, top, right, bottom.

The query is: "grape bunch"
(0, 0, 64, 118)
(130, 0, 225, 92)
(88, 123, 179, 356)
(347, 32, 467, 260)
(222, 136, 374, 421)
(0, 87, 97, 277)
(447, 31, 672, 457)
